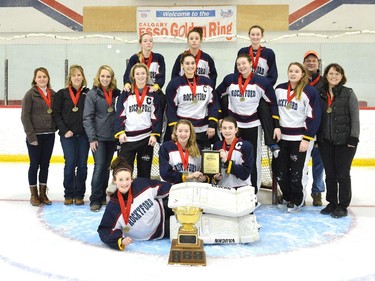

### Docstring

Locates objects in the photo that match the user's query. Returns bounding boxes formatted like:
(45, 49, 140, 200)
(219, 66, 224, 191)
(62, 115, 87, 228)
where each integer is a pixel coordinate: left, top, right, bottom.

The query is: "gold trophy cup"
(168, 206, 206, 266)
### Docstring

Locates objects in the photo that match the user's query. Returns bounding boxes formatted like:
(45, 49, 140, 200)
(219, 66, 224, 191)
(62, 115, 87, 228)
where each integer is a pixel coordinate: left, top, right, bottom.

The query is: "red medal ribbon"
(135, 86, 148, 109)
(194, 49, 202, 67)
(142, 52, 153, 69)
(101, 87, 113, 108)
(309, 75, 320, 86)
(222, 137, 238, 161)
(326, 91, 334, 107)
(185, 75, 197, 100)
(118, 188, 133, 225)
(176, 142, 189, 171)
(238, 73, 253, 97)
(36, 86, 52, 109)
(68, 86, 82, 108)
(249, 46, 262, 73)
(287, 83, 295, 104)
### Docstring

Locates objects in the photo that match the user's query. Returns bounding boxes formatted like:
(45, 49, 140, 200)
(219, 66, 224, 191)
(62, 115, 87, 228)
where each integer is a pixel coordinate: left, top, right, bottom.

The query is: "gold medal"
(240, 97, 245, 102)
(182, 171, 189, 177)
(107, 107, 113, 113)
(286, 103, 292, 110)
(192, 97, 198, 104)
(137, 108, 142, 114)
(72, 107, 79, 112)
(47, 108, 52, 114)
(123, 225, 131, 233)
(326, 107, 332, 113)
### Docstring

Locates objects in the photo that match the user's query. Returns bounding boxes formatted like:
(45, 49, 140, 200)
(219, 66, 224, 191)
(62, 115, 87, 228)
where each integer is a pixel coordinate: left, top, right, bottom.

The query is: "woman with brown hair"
(318, 63, 360, 218)
(21, 67, 56, 206)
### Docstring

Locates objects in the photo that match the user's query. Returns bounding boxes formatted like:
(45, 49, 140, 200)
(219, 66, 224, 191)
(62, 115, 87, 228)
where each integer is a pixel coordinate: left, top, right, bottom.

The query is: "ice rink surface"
(0, 163, 374, 281)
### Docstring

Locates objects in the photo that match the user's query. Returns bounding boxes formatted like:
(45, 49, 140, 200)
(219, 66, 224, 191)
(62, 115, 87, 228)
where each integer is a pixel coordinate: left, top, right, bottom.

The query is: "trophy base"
(168, 239, 206, 266)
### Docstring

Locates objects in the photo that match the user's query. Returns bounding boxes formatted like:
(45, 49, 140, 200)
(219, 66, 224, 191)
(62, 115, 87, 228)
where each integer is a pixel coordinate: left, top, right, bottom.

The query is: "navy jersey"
(98, 178, 171, 250)
(213, 138, 254, 188)
(115, 88, 162, 142)
(275, 82, 322, 141)
(166, 75, 218, 133)
(171, 50, 217, 87)
(123, 52, 166, 89)
(236, 46, 278, 86)
(215, 73, 279, 129)
(159, 141, 202, 184)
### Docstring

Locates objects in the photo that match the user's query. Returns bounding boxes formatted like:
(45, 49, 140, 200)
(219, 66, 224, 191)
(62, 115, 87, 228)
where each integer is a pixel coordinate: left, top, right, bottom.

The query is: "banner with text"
(137, 6, 236, 42)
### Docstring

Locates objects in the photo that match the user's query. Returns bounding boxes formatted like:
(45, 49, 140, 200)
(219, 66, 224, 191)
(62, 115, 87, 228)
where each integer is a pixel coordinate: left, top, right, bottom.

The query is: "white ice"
(0, 163, 374, 281)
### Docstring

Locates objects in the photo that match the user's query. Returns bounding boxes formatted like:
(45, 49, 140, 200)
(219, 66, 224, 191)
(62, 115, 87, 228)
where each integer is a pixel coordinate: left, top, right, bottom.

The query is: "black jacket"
(318, 84, 360, 146)
(53, 87, 89, 136)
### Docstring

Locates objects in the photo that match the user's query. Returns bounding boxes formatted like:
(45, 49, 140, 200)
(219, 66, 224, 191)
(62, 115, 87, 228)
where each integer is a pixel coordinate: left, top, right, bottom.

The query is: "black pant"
(273, 140, 307, 206)
(238, 126, 259, 192)
(318, 142, 357, 208)
(119, 137, 154, 178)
(257, 99, 277, 146)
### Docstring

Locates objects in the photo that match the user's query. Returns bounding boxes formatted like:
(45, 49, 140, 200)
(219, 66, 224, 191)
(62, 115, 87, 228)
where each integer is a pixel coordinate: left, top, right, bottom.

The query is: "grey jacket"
(83, 86, 120, 142)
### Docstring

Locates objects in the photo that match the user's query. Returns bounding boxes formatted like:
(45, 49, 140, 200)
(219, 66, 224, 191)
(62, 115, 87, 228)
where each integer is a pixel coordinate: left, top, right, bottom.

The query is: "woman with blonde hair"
(273, 62, 322, 212)
(83, 65, 121, 212)
(115, 63, 162, 179)
(21, 67, 57, 206)
(159, 119, 207, 184)
(53, 65, 90, 206)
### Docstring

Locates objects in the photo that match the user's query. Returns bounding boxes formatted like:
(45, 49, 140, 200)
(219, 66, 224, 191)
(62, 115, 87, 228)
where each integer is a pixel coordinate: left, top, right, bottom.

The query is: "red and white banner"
(137, 6, 236, 42)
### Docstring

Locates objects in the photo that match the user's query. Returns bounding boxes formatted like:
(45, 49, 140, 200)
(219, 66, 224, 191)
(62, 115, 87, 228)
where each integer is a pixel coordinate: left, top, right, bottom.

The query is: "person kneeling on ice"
(97, 157, 172, 250)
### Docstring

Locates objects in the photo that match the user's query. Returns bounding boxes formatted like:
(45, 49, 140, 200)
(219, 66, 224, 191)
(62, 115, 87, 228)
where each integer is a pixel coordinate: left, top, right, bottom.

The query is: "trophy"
(168, 206, 206, 266)
(201, 149, 221, 175)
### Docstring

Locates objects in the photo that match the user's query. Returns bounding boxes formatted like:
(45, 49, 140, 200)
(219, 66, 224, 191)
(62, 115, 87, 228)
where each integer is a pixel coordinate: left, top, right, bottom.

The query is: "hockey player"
(115, 63, 163, 179)
(98, 157, 172, 250)
(215, 53, 280, 192)
(171, 26, 217, 87)
(212, 116, 254, 190)
(159, 119, 207, 184)
(273, 62, 322, 212)
(166, 52, 218, 150)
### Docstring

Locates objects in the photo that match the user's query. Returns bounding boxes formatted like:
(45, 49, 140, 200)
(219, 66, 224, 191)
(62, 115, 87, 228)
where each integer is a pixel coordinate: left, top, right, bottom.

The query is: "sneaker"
(90, 204, 101, 212)
(331, 207, 348, 218)
(311, 193, 322, 206)
(270, 144, 280, 158)
(320, 203, 336, 215)
(277, 196, 288, 208)
(74, 198, 84, 206)
(64, 198, 73, 205)
(287, 202, 302, 213)
(101, 200, 107, 206)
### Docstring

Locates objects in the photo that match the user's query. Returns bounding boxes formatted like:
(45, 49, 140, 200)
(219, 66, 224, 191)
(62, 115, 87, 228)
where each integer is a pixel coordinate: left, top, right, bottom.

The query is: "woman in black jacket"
(53, 65, 90, 206)
(318, 63, 360, 218)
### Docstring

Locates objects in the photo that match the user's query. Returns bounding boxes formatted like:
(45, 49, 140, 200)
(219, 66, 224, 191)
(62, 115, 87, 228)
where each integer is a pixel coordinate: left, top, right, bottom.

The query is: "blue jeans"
(90, 140, 116, 206)
(26, 133, 55, 186)
(311, 146, 326, 194)
(60, 134, 90, 199)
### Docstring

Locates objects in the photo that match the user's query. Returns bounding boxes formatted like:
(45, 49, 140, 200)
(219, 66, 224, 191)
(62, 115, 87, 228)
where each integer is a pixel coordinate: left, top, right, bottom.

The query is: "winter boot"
(30, 185, 42, 207)
(311, 193, 322, 206)
(39, 184, 52, 205)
